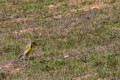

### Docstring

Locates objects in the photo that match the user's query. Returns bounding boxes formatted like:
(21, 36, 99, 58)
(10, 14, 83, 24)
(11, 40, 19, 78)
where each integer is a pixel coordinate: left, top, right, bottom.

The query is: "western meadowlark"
(18, 41, 36, 60)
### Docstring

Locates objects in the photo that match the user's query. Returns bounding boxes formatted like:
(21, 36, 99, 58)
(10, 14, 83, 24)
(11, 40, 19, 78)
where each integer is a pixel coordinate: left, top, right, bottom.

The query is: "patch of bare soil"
(78, 3, 108, 11)
(21, 0, 31, 1)
(0, 17, 34, 25)
(68, 0, 114, 16)
(0, 59, 27, 75)
(74, 72, 99, 80)
(68, 0, 116, 5)
(14, 26, 42, 35)
(68, 0, 85, 5)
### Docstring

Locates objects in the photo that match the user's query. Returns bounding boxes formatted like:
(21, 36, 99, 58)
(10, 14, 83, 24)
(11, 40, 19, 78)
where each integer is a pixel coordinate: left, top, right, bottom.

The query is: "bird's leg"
(24, 56, 30, 67)
(26, 57, 30, 66)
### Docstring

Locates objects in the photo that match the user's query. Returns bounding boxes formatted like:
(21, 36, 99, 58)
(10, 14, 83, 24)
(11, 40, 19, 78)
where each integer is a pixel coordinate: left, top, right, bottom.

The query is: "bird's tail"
(18, 54, 29, 61)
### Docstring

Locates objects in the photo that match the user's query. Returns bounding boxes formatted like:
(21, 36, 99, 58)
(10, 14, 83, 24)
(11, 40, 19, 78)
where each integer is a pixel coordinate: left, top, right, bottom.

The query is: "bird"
(18, 41, 36, 61)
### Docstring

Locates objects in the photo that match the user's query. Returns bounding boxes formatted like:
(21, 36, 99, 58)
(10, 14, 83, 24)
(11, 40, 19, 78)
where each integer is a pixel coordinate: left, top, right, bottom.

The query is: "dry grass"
(0, 0, 120, 80)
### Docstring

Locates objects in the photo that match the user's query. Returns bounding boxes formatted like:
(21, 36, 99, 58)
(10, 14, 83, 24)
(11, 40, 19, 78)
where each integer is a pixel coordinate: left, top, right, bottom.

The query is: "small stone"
(53, 15, 62, 20)
(64, 55, 69, 58)
(48, 5, 54, 9)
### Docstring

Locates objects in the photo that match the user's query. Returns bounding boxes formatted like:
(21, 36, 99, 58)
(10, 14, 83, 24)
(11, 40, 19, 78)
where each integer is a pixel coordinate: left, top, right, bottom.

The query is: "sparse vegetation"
(0, 0, 120, 80)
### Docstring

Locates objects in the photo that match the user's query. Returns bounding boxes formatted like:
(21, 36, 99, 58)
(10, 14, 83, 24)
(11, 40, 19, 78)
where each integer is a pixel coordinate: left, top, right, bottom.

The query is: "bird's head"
(31, 41, 37, 48)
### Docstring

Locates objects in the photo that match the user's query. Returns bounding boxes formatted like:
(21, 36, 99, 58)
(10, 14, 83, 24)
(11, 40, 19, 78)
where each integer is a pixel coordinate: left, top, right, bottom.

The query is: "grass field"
(0, 0, 120, 80)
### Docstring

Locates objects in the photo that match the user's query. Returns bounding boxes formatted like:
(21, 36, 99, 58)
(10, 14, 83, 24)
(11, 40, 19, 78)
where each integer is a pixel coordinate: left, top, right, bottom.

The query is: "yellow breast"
(24, 47, 32, 56)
